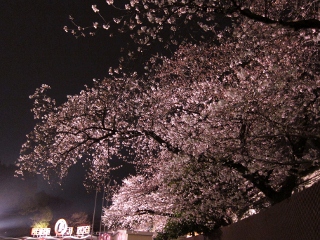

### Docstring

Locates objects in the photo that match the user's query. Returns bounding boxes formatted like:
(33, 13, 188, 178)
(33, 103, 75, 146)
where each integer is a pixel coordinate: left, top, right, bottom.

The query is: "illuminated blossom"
(92, 5, 99, 13)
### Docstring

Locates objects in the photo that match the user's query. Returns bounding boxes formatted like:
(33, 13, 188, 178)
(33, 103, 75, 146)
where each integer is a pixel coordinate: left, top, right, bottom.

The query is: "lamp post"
(91, 189, 98, 239)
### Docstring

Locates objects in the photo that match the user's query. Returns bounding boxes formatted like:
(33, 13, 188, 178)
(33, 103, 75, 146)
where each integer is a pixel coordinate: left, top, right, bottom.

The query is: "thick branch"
(143, 130, 181, 154)
(223, 159, 297, 203)
(231, 0, 320, 29)
(136, 209, 173, 217)
(223, 159, 277, 201)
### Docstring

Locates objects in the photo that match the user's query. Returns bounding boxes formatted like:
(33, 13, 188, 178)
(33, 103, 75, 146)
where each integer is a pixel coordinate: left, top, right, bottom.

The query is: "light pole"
(91, 188, 98, 239)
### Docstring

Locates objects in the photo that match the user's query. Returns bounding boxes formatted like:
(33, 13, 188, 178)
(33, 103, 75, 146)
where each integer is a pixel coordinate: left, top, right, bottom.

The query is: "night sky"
(0, 0, 126, 233)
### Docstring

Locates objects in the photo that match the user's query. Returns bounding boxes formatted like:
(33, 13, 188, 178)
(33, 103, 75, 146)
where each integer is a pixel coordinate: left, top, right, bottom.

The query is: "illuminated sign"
(31, 228, 51, 237)
(76, 226, 90, 236)
(55, 218, 68, 236)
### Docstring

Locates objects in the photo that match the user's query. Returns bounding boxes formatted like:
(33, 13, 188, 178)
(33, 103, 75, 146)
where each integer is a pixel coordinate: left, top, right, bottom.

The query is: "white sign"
(76, 225, 91, 235)
(55, 218, 68, 236)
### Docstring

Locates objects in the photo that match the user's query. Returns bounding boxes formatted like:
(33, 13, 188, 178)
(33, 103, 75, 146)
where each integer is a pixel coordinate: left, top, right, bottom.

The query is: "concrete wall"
(208, 181, 320, 240)
(128, 234, 152, 240)
(127, 231, 153, 240)
(112, 230, 127, 240)
(112, 230, 153, 240)
(182, 235, 205, 240)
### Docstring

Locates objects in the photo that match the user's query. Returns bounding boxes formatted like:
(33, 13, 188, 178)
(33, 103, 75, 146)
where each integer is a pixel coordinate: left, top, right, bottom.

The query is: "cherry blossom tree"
(18, 18, 319, 234)
(17, 0, 319, 237)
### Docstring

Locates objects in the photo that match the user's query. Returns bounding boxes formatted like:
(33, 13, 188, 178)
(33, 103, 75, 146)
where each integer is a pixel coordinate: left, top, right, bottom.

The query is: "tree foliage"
(30, 206, 53, 228)
(18, 0, 319, 236)
(68, 212, 90, 227)
(20, 191, 69, 229)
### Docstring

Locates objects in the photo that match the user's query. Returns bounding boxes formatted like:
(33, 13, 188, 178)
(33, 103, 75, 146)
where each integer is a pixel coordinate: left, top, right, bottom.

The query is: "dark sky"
(0, 0, 125, 230)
